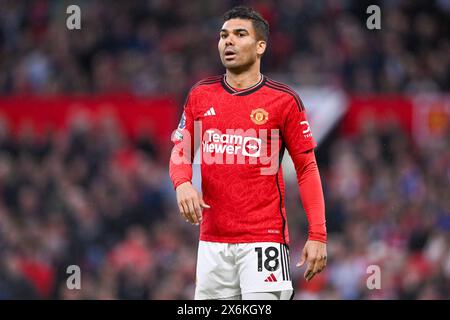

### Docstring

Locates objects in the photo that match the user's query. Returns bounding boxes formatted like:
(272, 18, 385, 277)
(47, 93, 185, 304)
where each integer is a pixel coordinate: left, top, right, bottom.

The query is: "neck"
(225, 68, 262, 89)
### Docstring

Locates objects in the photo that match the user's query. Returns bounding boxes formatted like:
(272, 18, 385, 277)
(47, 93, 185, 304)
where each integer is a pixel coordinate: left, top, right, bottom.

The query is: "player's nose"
(225, 36, 235, 46)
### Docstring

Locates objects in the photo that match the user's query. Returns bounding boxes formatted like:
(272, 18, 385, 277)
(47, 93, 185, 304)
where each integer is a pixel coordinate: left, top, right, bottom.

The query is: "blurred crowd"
(1, 0, 450, 300)
(0, 115, 198, 299)
(0, 0, 449, 96)
(292, 120, 450, 299)
(0, 112, 449, 299)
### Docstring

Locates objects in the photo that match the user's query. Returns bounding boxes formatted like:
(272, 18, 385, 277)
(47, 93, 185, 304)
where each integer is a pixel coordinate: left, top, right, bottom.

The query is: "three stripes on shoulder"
(204, 107, 216, 116)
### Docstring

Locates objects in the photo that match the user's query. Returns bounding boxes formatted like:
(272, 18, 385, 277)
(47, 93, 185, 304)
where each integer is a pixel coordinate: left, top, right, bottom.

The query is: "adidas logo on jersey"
(204, 107, 216, 116)
(264, 273, 278, 282)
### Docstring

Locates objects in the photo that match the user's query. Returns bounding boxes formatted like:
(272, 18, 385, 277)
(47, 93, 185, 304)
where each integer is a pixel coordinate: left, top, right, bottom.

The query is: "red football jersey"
(169, 74, 324, 244)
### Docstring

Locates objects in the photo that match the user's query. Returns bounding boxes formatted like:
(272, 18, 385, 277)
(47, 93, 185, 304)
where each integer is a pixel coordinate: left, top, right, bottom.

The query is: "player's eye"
(220, 34, 227, 39)
(238, 33, 246, 37)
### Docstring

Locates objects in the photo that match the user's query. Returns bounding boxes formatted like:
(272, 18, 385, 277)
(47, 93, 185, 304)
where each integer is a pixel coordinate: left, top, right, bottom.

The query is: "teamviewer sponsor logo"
(202, 130, 261, 158)
(171, 124, 281, 175)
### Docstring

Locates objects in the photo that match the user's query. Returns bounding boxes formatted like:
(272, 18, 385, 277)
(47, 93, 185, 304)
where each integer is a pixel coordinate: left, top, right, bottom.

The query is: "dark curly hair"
(223, 6, 269, 42)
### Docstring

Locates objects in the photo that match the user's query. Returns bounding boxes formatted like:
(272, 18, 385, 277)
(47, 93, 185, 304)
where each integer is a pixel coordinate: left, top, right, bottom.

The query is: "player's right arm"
(169, 90, 209, 224)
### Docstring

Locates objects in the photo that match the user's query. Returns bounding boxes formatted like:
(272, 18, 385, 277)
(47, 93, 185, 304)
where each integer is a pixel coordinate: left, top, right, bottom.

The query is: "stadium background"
(0, 0, 449, 299)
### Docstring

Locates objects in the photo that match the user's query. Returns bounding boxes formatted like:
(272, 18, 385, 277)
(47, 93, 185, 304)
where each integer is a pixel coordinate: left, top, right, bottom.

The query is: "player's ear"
(256, 40, 267, 56)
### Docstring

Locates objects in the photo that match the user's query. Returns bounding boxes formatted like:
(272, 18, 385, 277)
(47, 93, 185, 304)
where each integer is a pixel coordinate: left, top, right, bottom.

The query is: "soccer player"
(169, 6, 327, 300)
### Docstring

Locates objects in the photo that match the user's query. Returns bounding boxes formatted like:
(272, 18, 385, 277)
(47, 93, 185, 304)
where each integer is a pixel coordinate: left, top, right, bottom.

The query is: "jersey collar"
(221, 74, 266, 96)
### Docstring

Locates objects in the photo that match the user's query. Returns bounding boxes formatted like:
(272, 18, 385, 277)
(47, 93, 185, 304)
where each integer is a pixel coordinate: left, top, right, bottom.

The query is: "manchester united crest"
(250, 108, 269, 125)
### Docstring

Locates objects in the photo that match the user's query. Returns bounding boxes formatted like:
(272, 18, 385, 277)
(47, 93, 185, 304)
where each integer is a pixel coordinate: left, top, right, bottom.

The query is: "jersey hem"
(199, 235, 289, 245)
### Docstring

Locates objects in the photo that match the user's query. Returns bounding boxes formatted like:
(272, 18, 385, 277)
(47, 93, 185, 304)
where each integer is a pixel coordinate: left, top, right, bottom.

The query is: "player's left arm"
(281, 96, 327, 282)
(292, 150, 327, 282)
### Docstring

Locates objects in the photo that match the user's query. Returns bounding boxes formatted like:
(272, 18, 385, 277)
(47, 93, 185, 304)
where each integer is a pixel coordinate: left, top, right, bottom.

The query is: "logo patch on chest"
(250, 108, 269, 125)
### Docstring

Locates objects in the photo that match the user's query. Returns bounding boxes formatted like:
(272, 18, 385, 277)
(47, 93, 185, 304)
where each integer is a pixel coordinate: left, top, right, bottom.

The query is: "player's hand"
(296, 240, 327, 282)
(176, 182, 210, 225)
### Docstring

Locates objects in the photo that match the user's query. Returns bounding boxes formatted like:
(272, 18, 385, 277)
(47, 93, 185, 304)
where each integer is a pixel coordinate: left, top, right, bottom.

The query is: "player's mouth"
(224, 48, 237, 60)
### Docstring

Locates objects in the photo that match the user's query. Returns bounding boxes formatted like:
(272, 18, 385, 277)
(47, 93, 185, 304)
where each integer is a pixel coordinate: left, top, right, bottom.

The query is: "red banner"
(0, 95, 179, 147)
(340, 95, 413, 136)
(413, 95, 450, 147)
